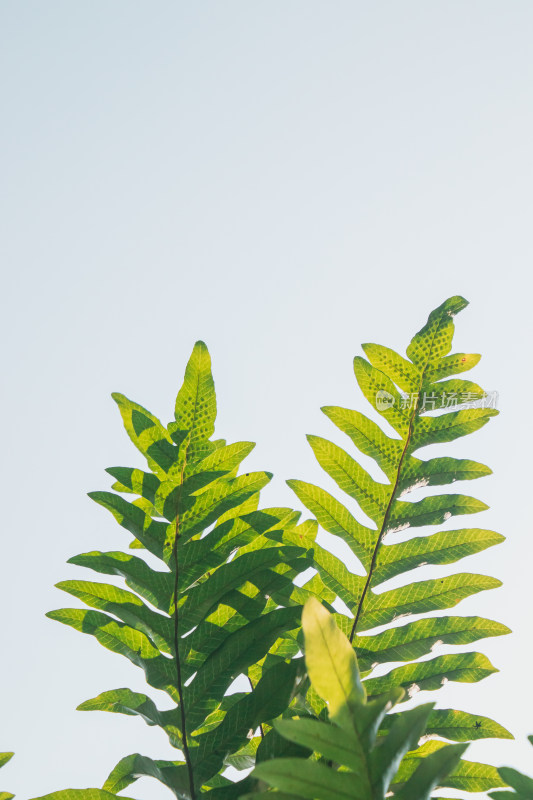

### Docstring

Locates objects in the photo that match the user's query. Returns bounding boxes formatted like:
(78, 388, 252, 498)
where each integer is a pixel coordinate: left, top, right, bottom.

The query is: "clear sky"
(1, 2, 532, 798)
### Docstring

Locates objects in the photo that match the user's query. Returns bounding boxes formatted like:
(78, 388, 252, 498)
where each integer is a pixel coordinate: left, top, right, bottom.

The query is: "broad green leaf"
(253, 758, 360, 800)
(496, 767, 533, 796)
(274, 717, 362, 772)
(302, 596, 364, 723)
(206, 777, 256, 799)
(256, 726, 311, 766)
(394, 742, 469, 800)
(370, 703, 434, 796)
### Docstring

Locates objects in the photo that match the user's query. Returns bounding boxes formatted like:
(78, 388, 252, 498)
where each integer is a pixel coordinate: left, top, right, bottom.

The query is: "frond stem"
(349, 346, 438, 641)
(172, 463, 196, 800)
(349, 407, 417, 641)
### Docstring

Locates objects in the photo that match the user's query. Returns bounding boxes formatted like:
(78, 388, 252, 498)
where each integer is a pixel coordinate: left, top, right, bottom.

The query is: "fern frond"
(289, 297, 510, 790)
(42, 342, 313, 799)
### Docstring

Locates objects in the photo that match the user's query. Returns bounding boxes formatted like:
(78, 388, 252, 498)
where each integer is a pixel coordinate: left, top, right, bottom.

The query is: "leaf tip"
(441, 295, 470, 316)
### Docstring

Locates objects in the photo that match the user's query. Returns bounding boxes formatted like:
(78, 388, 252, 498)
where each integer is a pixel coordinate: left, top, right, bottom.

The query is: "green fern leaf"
(289, 297, 508, 794)
(44, 341, 314, 799)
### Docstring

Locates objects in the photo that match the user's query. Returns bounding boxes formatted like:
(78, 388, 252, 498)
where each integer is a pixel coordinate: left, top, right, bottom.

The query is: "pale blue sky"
(1, 2, 532, 798)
